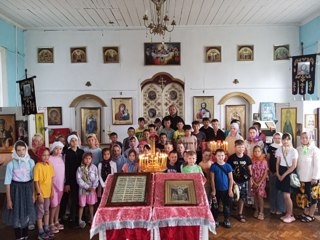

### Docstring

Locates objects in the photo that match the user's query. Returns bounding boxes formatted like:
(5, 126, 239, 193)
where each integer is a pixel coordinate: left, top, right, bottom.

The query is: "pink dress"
(251, 159, 268, 198)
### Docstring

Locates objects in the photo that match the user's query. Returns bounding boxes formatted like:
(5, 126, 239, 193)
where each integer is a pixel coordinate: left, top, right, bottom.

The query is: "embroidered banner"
(18, 77, 37, 115)
(292, 54, 316, 95)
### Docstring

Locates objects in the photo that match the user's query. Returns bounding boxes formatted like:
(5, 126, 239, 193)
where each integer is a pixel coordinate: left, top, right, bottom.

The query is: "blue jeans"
(269, 174, 286, 213)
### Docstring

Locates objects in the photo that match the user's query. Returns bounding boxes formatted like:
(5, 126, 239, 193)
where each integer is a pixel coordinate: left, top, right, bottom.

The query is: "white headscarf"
(270, 132, 282, 149)
(228, 122, 242, 139)
(67, 134, 78, 144)
(50, 141, 64, 152)
(12, 140, 31, 163)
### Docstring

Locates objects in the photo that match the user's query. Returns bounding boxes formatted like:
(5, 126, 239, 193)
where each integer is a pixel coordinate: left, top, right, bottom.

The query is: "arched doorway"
(141, 72, 184, 123)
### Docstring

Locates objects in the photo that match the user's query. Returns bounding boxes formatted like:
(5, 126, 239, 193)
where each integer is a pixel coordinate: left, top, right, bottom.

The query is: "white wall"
(24, 25, 300, 141)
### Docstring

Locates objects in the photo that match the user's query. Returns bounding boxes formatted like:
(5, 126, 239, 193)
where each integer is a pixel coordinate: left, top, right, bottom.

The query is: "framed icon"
(164, 179, 197, 206)
(205, 46, 221, 62)
(70, 47, 87, 63)
(112, 98, 133, 125)
(274, 44, 290, 60)
(103, 47, 119, 63)
(237, 45, 254, 61)
(47, 107, 62, 125)
(38, 48, 54, 63)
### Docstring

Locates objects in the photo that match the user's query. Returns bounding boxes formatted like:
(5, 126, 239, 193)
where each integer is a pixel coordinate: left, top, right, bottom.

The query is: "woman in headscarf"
(225, 122, 243, 156)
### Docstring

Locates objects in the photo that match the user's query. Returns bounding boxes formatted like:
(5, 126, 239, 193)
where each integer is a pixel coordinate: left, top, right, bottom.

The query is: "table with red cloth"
(90, 173, 215, 240)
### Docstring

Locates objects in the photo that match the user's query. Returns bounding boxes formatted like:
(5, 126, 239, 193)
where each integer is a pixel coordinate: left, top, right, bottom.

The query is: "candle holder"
(207, 140, 229, 154)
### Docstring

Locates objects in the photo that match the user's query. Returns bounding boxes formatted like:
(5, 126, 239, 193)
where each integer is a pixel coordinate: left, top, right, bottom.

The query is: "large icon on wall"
(193, 96, 214, 121)
(144, 42, 180, 65)
(80, 107, 101, 143)
(112, 98, 133, 125)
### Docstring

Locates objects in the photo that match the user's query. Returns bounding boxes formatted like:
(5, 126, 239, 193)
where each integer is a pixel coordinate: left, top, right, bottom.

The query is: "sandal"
(300, 215, 315, 223)
(237, 214, 246, 223)
(295, 213, 307, 220)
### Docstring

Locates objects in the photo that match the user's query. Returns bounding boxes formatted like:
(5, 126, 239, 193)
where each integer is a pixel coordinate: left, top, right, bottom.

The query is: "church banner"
(19, 77, 37, 115)
(292, 54, 316, 95)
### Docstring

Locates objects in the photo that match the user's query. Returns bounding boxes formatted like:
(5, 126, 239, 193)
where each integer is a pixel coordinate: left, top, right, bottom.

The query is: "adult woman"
(296, 132, 320, 223)
(225, 122, 243, 156)
(28, 133, 45, 163)
(276, 133, 298, 223)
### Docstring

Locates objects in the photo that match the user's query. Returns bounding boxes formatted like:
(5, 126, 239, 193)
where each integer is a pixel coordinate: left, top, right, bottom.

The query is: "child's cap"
(67, 134, 78, 144)
(50, 141, 64, 152)
(139, 140, 148, 146)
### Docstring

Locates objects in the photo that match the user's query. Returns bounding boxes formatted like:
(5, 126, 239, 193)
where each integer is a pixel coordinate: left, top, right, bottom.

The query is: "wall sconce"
(233, 79, 239, 84)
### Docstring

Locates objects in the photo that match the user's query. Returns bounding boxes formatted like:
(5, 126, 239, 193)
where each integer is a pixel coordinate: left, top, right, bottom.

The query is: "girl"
(98, 148, 117, 190)
(251, 145, 268, 220)
(176, 143, 185, 164)
(48, 141, 65, 234)
(296, 132, 320, 223)
(276, 133, 298, 223)
(2, 140, 36, 240)
(244, 127, 264, 159)
(266, 132, 285, 215)
(76, 152, 99, 228)
(83, 133, 102, 167)
(34, 147, 55, 240)
(122, 149, 139, 173)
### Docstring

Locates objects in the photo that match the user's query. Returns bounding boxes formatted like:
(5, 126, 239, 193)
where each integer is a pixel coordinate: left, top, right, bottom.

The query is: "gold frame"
(273, 44, 290, 60)
(305, 114, 317, 128)
(237, 45, 254, 61)
(35, 113, 45, 139)
(37, 48, 54, 63)
(281, 107, 297, 146)
(225, 105, 246, 139)
(205, 46, 221, 62)
(193, 96, 214, 121)
(47, 107, 62, 125)
(0, 114, 16, 153)
(70, 47, 87, 63)
(112, 98, 133, 125)
(103, 47, 119, 63)
(80, 107, 101, 144)
(164, 179, 197, 206)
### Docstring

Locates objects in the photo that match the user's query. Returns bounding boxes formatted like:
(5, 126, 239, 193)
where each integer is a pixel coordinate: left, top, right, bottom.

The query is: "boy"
(181, 150, 204, 175)
(148, 124, 159, 142)
(227, 140, 252, 223)
(192, 121, 206, 163)
(122, 127, 137, 152)
(156, 133, 167, 151)
(200, 117, 214, 141)
(166, 150, 181, 173)
(164, 142, 174, 155)
(160, 117, 175, 143)
(180, 125, 197, 152)
(143, 129, 151, 144)
(172, 119, 185, 146)
(154, 118, 163, 135)
(199, 149, 214, 207)
(211, 119, 226, 141)
(135, 117, 146, 141)
(124, 136, 138, 158)
(110, 132, 123, 150)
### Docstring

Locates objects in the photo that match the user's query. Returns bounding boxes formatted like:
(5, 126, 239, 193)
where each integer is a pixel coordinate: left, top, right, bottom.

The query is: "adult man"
(162, 104, 184, 130)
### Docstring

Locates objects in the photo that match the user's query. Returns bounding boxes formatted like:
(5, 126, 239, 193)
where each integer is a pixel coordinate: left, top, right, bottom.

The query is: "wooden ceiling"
(0, 0, 319, 30)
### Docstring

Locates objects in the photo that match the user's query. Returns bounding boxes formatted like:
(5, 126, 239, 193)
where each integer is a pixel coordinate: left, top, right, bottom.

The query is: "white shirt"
(98, 161, 117, 188)
(296, 144, 320, 182)
(275, 147, 298, 167)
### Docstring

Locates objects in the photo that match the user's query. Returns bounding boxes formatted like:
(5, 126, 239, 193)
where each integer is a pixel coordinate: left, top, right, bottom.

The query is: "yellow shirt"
(173, 130, 185, 142)
(34, 162, 55, 198)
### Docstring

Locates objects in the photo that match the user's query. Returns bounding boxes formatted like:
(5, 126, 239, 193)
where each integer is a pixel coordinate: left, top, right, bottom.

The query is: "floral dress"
(251, 159, 268, 198)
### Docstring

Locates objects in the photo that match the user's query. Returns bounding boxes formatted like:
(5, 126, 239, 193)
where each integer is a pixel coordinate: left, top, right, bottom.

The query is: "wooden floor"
(1, 192, 319, 240)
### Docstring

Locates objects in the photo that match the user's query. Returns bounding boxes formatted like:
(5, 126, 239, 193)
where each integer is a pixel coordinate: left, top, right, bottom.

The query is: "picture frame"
(70, 47, 87, 63)
(253, 113, 260, 121)
(205, 46, 221, 62)
(38, 48, 54, 63)
(35, 113, 45, 139)
(273, 44, 290, 60)
(164, 179, 197, 206)
(225, 105, 246, 138)
(80, 107, 101, 144)
(144, 42, 180, 65)
(0, 114, 16, 153)
(112, 98, 133, 125)
(47, 107, 62, 125)
(15, 120, 28, 145)
(48, 128, 70, 144)
(305, 114, 317, 128)
(193, 96, 214, 121)
(281, 108, 297, 146)
(103, 47, 119, 63)
(237, 45, 254, 61)
(260, 102, 276, 121)
(106, 173, 151, 207)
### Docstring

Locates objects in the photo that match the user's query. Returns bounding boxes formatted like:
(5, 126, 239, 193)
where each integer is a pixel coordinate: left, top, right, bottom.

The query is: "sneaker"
(257, 212, 264, 220)
(79, 220, 86, 229)
(44, 230, 54, 240)
(28, 224, 35, 231)
(283, 216, 296, 223)
(50, 225, 59, 234)
(280, 215, 288, 221)
(55, 222, 64, 230)
(223, 219, 231, 228)
(38, 232, 49, 240)
(253, 210, 259, 218)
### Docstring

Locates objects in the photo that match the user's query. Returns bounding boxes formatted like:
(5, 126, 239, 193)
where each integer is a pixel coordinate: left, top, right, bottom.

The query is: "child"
(154, 118, 163, 135)
(211, 119, 226, 141)
(172, 120, 185, 146)
(98, 148, 117, 190)
(160, 117, 175, 143)
(122, 127, 137, 152)
(148, 124, 159, 143)
(83, 133, 102, 167)
(199, 149, 214, 206)
(164, 142, 174, 155)
(3, 141, 36, 240)
(156, 133, 167, 151)
(181, 150, 204, 175)
(124, 136, 139, 158)
(192, 120, 206, 163)
(166, 150, 181, 173)
(135, 117, 146, 141)
(227, 139, 252, 223)
(266, 132, 285, 215)
(251, 145, 268, 220)
(49, 141, 65, 234)
(176, 143, 186, 164)
(111, 144, 127, 173)
(143, 129, 151, 144)
(110, 132, 123, 150)
(200, 117, 214, 141)
(76, 152, 99, 228)
(244, 127, 264, 159)
(34, 147, 55, 239)
(180, 125, 198, 152)
(122, 149, 139, 173)
(210, 149, 233, 228)
(276, 133, 298, 223)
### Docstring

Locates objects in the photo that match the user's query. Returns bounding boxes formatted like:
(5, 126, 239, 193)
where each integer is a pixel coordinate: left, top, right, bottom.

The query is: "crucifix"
(158, 76, 166, 91)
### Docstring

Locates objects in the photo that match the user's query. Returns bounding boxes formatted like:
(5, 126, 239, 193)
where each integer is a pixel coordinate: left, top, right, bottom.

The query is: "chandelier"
(143, 0, 176, 37)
